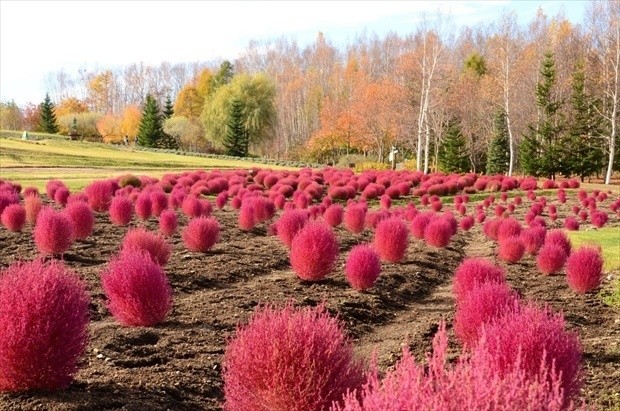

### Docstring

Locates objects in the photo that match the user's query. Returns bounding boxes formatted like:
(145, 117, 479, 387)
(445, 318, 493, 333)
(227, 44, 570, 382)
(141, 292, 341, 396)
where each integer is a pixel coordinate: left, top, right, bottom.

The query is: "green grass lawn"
(567, 227, 620, 272)
(0, 136, 295, 190)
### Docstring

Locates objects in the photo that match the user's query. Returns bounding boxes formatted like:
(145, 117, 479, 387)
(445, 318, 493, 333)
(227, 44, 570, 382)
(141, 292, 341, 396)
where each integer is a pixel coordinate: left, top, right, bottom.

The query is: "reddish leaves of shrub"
(159, 210, 178, 237)
(497, 237, 525, 263)
(108, 196, 134, 226)
(373, 217, 409, 263)
(276, 209, 309, 248)
(24, 194, 42, 225)
(520, 226, 547, 255)
(345, 245, 381, 291)
(182, 217, 220, 253)
(423, 217, 452, 248)
(536, 244, 568, 275)
(0, 259, 89, 391)
(223, 303, 364, 411)
(290, 222, 339, 281)
(101, 251, 172, 327)
(566, 247, 603, 294)
(64, 202, 94, 240)
(545, 230, 572, 256)
(453, 258, 506, 303)
(33, 207, 74, 255)
(1, 204, 26, 232)
(323, 204, 344, 227)
(84, 180, 115, 212)
(120, 228, 171, 266)
(343, 204, 366, 234)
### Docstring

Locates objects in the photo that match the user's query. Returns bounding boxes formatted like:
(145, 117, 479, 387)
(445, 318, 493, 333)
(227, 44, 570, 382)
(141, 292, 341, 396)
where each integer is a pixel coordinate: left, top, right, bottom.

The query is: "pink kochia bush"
(223, 303, 364, 411)
(108, 196, 134, 226)
(276, 209, 309, 248)
(520, 226, 546, 255)
(0, 259, 89, 392)
(34, 207, 74, 255)
(120, 228, 171, 266)
(545, 230, 572, 256)
(1, 204, 26, 232)
(345, 245, 382, 291)
(24, 194, 42, 225)
(290, 222, 339, 281)
(182, 217, 220, 253)
(158, 210, 178, 237)
(454, 282, 519, 347)
(334, 322, 581, 411)
(453, 258, 506, 303)
(101, 251, 172, 327)
(323, 204, 344, 227)
(84, 179, 115, 212)
(134, 194, 152, 220)
(373, 217, 409, 263)
(424, 217, 453, 248)
(536, 244, 568, 275)
(343, 203, 366, 234)
(238, 202, 256, 231)
(566, 247, 603, 294)
(497, 237, 525, 264)
(64, 202, 94, 240)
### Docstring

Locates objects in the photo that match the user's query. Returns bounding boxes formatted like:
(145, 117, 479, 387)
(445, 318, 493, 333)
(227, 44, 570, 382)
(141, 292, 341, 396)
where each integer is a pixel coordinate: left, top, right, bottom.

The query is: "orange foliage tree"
(120, 105, 141, 140)
(96, 114, 122, 143)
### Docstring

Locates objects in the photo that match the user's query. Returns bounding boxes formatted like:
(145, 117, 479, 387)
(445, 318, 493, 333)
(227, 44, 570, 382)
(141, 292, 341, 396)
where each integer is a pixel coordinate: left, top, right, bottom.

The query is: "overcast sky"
(0, 0, 588, 106)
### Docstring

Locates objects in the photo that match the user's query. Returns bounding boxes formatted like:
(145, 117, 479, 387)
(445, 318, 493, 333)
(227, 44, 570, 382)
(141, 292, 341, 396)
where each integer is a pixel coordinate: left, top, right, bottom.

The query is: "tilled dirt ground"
(0, 193, 619, 410)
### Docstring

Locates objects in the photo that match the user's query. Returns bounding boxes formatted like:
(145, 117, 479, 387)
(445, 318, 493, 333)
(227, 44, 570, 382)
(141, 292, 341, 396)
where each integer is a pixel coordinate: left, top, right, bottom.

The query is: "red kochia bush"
(223, 303, 364, 411)
(276, 209, 309, 248)
(0, 259, 89, 391)
(34, 207, 74, 255)
(545, 230, 572, 256)
(84, 180, 115, 212)
(497, 217, 522, 241)
(536, 244, 568, 275)
(108, 196, 134, 226)
(345, 245, 381, 291)
(459, 215, 475, 231)
(342, 203, 366, 234)
(497, 237, 525, 263)
(64, 201, 94, 240)
(1, 204, 26, 232)
(590, 211, 608, 228)
(24, 194, 42, 225)
(520, 226, 546, 255)
(566, 247, 603, 293)
(480, 303, 583, 403)
(564, 217, 580, 231)
(121, 228, 171, 266)
(373, 217, 409, 263)
(334, 322, 575, 411)
(158, 210, 178, 237)
(453, 258, 506, 302)
(323, 204, 344, 227)
(182, 217, 220, 253)
(454, 282, 520, 347)
(290, 222, 339, 281)
(424, 217, 452, 248)
(410, 212, 433, 240)
(101, 251, 172, 327)
(135, 194, 152, 220)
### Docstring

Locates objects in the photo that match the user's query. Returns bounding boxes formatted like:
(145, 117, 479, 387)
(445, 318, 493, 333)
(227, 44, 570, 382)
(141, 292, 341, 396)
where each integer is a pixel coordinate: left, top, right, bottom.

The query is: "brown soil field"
(0, 193, 619, 410)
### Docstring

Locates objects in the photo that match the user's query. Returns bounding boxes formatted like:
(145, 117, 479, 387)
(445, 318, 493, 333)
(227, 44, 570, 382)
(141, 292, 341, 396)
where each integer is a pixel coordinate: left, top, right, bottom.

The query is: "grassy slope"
(567, 227, 620, 272)
(0, 136, 294, 190)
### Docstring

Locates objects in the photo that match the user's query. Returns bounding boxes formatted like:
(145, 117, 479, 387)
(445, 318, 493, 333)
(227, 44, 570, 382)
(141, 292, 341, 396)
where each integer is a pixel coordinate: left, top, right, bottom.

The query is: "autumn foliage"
(290, 222, 339, 281)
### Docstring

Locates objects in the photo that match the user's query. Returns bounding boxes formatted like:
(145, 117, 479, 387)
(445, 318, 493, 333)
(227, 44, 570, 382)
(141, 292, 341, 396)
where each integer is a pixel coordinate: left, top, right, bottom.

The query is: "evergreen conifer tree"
(224, 98, 248, 157)
(213, 61, 234, 90)
(163, 96, 174, 119)
(137, 94, 164, 147)
(438, 118, 469, 173)
(562, 60, 604, 181)
(486, 110, 510, 175)
(39, 93, 59, 134)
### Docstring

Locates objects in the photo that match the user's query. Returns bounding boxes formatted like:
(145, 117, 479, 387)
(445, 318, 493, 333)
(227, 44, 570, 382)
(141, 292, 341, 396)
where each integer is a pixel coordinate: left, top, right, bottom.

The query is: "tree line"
(0, 1, 618, 183)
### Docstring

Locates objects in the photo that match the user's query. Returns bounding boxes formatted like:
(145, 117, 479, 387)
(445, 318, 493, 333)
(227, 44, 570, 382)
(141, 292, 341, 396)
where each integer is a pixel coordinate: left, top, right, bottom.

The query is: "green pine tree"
(224, 98, 248, 157)
(486, 110, 510, 175)
(521, 51, 564, 178)
(438, 118, 469, 173)
(561, 60, 604, 181)
(213, 60, 234, 90)
(163, 95, 174, 119)
(137, 94, 164, 147)
(154, 132, 179, 150)
(39, 93, 59, 134)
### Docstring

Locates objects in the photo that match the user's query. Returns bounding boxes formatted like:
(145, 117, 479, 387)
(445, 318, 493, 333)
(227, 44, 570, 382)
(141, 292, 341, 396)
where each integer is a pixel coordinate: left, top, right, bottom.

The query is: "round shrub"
(24, 194, 42, 225)
(373, 217, 409, 263)
(64, 201, 95, 240)
(1, 204, 26, 232)
(290, 222, 339, 281)
(215, 192, 229, 209)
(53, 187, 70, 207)
(410, 211, 433, 240)
(590, 211, 608, 228)
(120, 228, 171, 266)
(222, 303, 364, 411)
(536, 244, 568, 275)
(454, 282, 519, 347)
(0, 259, 89, 391)
(483, 218, 502, 241)
(323, 204, 344, 227)
(181, 195, 203, 218)
(520, 226, 546, 255)
(497, 237, 525, 264)
(159, 210, 178, 237)
(182, 217, 220, 253)
(33, 207, 74, 255)
(343, 204, 366, 234)
(480, 303, 583, 403)
(238, 202, 256, 231)
(101, 251, 172, 327)
(545, 230, 572, 256)
(453, 258, 506, 303)
(345, 245, 381, 291)
(276, 209, 309, 248)
(566, 247, 603, 294)
(424, 217, 452, 248)
(564, 217, 580, 231)
(150, 191, 168, 216)
(135, 194, 153, 220)
(108, 196, 133, 226)
(497, 217, 522, 242)
(459, 215, 475, 231)
(84, 180, 115, 212)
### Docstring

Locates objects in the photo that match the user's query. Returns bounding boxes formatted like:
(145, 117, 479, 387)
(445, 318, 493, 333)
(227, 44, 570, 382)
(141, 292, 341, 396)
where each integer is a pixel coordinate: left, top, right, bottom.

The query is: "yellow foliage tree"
(120, 105, 141, 139)
(55, 97, 88, 117)
(96, 114, 122, 143)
